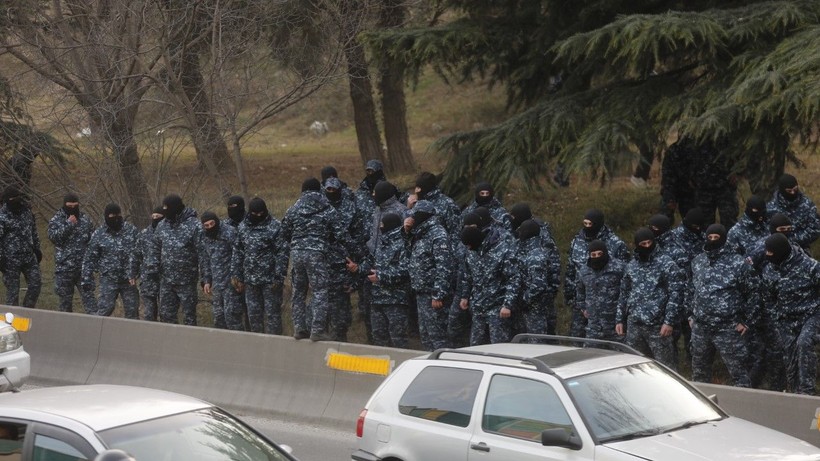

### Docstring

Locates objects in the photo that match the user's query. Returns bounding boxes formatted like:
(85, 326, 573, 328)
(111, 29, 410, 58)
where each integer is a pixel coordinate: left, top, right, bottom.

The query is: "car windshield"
(99, 408, 291, 461)
(565, 362, 724, 443)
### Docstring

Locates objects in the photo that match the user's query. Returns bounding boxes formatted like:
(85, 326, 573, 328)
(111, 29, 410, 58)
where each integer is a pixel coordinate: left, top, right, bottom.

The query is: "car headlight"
(0, 325, 22, 353)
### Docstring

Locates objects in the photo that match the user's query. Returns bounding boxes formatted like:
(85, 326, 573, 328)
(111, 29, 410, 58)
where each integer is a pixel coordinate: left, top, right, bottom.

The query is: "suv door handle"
(470, 442, 490, 452)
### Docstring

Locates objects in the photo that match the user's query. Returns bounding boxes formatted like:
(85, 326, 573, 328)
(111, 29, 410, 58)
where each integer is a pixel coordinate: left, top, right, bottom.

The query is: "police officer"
(200, 212, 243, 330)
(689, 224, 758, 387)
(727, 195, 768, 255)
(461, 182, 509, 228)
(47, 192, 96, 313)
(515, 220, 555, 337)
(577, 240, 625, 341)
(767, 174, 820, 249)
(231, 197, 289, 334)
(82, 203, 139, 318)
(616, 227, 684, 368)
(0, 186, 42, 307)
(226, 196, 245, 228)
(414, 172, 461, 238)
(129, 207, 164, 321)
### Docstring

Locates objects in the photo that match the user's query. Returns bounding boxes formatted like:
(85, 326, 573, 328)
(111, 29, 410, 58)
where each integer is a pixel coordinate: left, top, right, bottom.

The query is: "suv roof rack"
(429, 349, 555, 375)
(510, 334, 644, 356)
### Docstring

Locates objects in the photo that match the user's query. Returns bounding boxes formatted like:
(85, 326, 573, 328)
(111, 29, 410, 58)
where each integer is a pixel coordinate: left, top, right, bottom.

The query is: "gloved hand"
(34, 248, 43, 263)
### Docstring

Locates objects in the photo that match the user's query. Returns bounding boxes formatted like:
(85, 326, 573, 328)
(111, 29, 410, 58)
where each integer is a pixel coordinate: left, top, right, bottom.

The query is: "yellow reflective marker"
(11, 317, 31, 332)
(326, 350, 392, 376)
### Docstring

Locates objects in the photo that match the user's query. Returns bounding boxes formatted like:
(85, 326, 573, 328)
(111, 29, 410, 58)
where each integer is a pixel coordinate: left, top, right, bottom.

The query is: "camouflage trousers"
(212, 285, 245, 331)
(569, 306, 588, 338)
(520, 302, 550, 337)
(4, 259, 41, 308)
(328, 267, 354, 341)
(624, 321, 676, 369)
(691, 322, 751, 387)
(775, 313, 820, 395)
(159, 281, 198, 326)
(54, 269, 96, 314)
(245, 283, 283, 335)
(746, 318, 786, 391)
(470, 309, 513, 346)
(371, 303, 409, 348)
(447, 297, 471, 348)
(139, 276, 160, 321)
(290, 250, 331, 336)
(415, 293, 451, 351)
(586, 308, 618, 341)
(97, 278, 139, 319)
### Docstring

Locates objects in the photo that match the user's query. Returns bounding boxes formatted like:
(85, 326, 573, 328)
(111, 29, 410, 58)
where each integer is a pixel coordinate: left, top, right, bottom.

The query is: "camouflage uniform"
(420, 188, 462, 238)
(129, 225, 161, 321)
(690, 245, 759, 387)
(0, 204, 42, 308)
(231, 214, 289, 334)
(83, 222, 140, 318)
(577, 258, 625, 341)
(727, 214, 769, 256)
(565, 226, 629, 337)
(282, 190, 356, 337)
(767, 191, 820, 249)
(616, 249, 685, 368)
(761, 247, 820, 395)
(47, 208, 96, 313)
(357, 226, 411, 348)
(147, 208, 206, 325)
(461, 198, 510, 229)
(408, 212, 453, 351)
(201, 223, 244, 330)
(516, 235, 558, 337)
(461, 227, 520, 346)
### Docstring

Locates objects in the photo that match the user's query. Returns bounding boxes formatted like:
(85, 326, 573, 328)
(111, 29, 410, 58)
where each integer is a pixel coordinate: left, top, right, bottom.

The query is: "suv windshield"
(100, 408, 290, 461)
(565, 362, 723, 443)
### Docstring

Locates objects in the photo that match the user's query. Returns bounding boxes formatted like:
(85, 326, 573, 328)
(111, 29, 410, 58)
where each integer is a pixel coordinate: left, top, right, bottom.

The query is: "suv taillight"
(356, 409, 367, 438)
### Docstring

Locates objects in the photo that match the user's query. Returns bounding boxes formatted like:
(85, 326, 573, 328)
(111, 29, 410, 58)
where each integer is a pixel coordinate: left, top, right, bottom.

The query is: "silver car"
(0, 313, 30, 393)
(353, 335, 820, 461)
(0, 384, 297, 460)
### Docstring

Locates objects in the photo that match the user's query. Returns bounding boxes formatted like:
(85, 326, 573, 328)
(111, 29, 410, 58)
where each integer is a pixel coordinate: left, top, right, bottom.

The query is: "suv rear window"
(398, 366, 483, 427)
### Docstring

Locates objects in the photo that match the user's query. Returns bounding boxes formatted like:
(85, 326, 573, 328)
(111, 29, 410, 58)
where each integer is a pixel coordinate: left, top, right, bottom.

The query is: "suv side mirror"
(541, 428, 582, 450)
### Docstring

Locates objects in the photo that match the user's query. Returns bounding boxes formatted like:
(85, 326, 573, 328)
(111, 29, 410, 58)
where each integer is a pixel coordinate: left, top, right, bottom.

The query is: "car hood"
(603, 417, 820, 461)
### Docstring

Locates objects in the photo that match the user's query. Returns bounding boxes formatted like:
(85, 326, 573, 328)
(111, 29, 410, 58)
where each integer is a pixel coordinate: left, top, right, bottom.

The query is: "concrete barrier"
(5, 306, 820, 443)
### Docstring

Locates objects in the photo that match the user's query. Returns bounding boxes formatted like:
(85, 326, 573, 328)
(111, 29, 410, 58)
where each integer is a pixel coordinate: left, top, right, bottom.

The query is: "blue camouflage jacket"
(565, 226, 629, 307)
(282, 191, 356, 256)
(516, 237, 557, 307)
(726, 214, 769, 256)
(461, 198, 510, 229)
(422, 188, 462, 237)
(767, 191, 820, 248)
(408, 218, 452, 299)
(616, 249, 684, 326)
(231, 215, 289, 285)
(359, 226, 411, 306)
(201, 224, 237, 290)
(461, 227, 520, 312)
(82, 222, 139, 283)
(577, 258, 625, 320)
(0, 205, 40, 265)
(128, 226, 159, 294)
(47, 209, 94, 273)
(691, 246, 760, 327)
(762, 247, 820, 322)
(147, 208, 206, 285)
(368, 197, 407, 254)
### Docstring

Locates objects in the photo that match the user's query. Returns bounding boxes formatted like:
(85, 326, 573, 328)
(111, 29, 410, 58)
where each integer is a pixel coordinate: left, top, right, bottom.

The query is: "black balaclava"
(413, 211, 433, 226)
(587, 239, 609, 270)
(474, 207, 492, 230)
(745, 195, 767, 223)
(63, 192, 80, 217)
(247, 197, 269, 225)
(381, 213, 402, 233)
(633, 227, 656, 261)
(364, 161, 386, 189)
(768, 213, 793, 239)
(321, 166, 338, 183)
(648, 214, 671, 238)
(508, 203, 532, 231)
(583, 209, 605, 239)
(162, 194, 185, 222)
(151, 206, 165, 229)
(302, 177, 321, 193)
(415, 172, 437, 200)
(463, 212, 482, 228)
(104, 203, 123, 232)
(227, 195, 245, 224)
(765, 232, 792, 265)
(683, 207, 705, 235)
(324, 177, 343, 203)
(518, 219, 541, 241)
(3, 186, 24, 214)
(704, 223, 727, 252)
(460, 226, 486, 251)
(778, 174, 799, 202)
(201, 211, 219, 238)
(474, 182, 494, 206)
(374, 181, 396, 206)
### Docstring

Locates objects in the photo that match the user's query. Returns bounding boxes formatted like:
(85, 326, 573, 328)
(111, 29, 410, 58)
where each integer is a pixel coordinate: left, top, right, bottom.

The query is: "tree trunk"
(109, 117, 153, 227)
(377, 0, 416, 175)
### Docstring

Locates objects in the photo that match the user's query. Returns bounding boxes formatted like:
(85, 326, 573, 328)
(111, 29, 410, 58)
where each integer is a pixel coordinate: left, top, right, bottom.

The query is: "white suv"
(353, 335, 820, 461)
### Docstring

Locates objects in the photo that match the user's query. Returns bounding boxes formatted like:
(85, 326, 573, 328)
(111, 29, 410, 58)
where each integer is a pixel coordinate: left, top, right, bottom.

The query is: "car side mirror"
(707, 394, 719, 405)
(541, 428, 582, 450)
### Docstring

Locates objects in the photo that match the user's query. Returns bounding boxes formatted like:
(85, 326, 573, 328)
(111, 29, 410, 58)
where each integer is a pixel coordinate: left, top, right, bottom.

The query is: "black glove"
(33, 248, 42, 263)
(0, 256, 5, 274)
